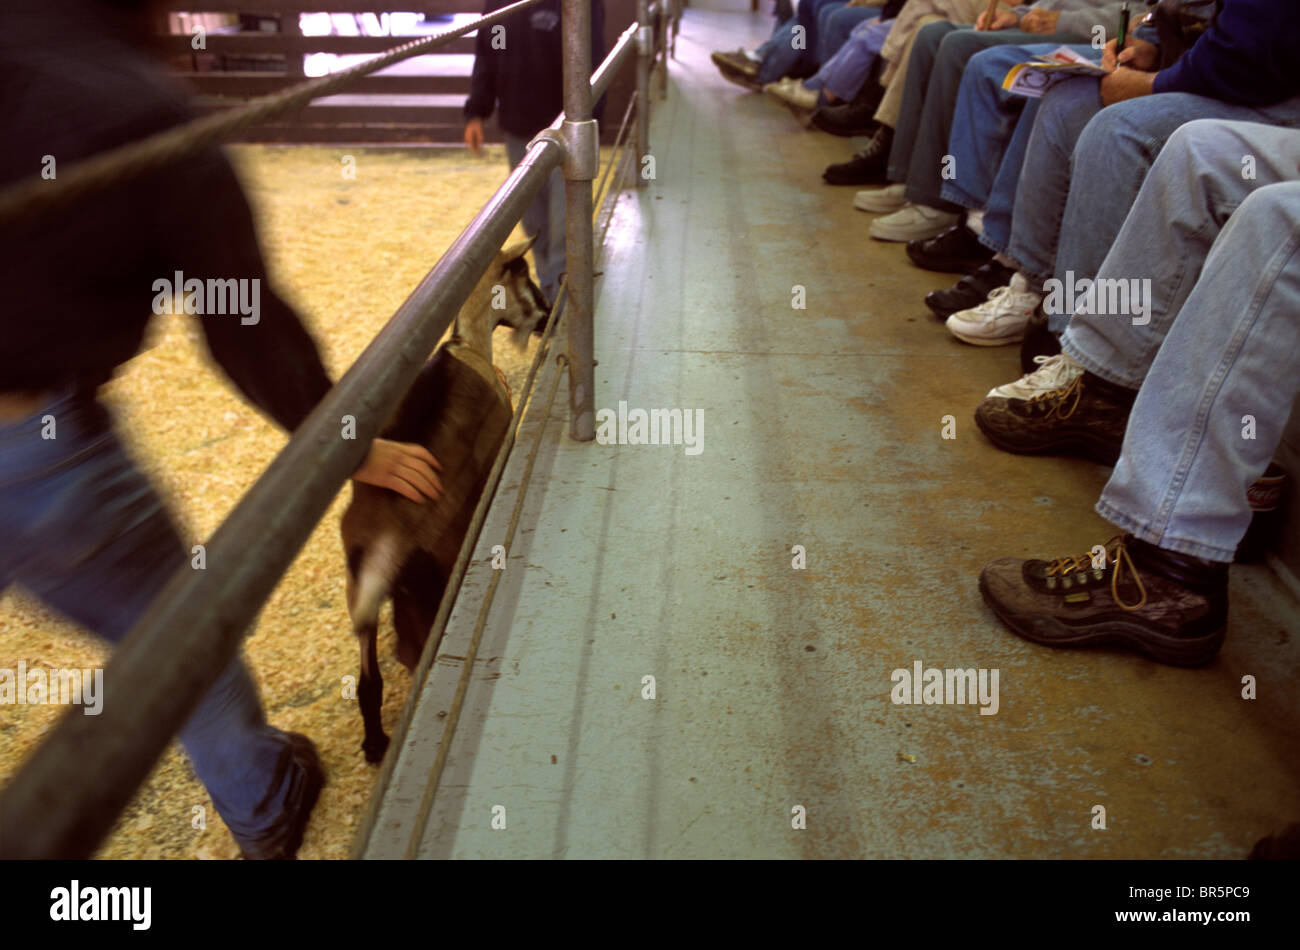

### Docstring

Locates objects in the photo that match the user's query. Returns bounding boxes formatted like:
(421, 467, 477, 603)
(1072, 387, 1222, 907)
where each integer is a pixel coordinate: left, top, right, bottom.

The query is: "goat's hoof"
(362, 734, 390, 764)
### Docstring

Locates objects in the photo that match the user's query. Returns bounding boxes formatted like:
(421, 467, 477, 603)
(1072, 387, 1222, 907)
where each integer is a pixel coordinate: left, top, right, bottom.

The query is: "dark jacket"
(0, 0, 332, 432)
(464, 0, 607, 138)
(1152, 0, 1300, 105)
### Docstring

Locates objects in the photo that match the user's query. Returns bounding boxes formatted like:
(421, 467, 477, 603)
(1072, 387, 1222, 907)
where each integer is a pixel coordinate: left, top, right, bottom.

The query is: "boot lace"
(1046, 535, 1147, 610)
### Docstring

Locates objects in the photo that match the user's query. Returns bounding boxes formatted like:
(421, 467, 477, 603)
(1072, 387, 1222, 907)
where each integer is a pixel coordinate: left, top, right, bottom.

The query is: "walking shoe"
(924, 259, 1015, 319)
(973, 368, 1137, 465)
(811, 102, 879, 138)
(238, 733, 326, 860)
(869, 203, 959, 242)
(906, 222, 994, 273)
(980, 534, 1228, 667)
(945, 273, 1041, 346)
(1249, 823, 1300, 859)
(1235, 462, 1288, 563)
(822, 125, 893, 185)
(987, 352, 1084, 400)
(853, 183, 906, 214)
(1019, 302, 1062, 374)
(764, 77, 818, 111)
(711, 49, 760, 90)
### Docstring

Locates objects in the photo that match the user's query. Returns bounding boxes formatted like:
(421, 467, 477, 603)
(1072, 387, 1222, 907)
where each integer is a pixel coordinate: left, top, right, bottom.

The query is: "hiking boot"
(924, 259, 1015, 319)
(906, 222, 994, 274)
(238, 733, 326, 860)
(822, 125, 893, 185)
(711, 49, 760, 90)
(973, 369, 1136, 465)
(979, 534, 1228, 667)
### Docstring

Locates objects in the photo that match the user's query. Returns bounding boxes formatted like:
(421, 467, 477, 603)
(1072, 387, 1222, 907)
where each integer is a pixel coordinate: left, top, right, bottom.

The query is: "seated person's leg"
(818, 3, 877, 66)
(979, 179, 1300, 667)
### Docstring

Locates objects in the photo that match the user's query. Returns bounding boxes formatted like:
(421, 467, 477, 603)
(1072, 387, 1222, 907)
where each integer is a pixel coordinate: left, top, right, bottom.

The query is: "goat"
(341, 237, 549, 763)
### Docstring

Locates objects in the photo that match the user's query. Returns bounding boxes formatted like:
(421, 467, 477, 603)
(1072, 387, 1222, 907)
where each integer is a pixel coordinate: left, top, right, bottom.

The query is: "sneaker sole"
(947, 325, 1026, 346)
(979, 573, 1224, 667)
(973, 408, 1122, 465)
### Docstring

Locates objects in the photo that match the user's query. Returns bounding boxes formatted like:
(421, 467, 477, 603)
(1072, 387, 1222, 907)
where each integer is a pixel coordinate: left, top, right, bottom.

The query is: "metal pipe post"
(560, 0, 598, 441)
(635, 0, 651, 188)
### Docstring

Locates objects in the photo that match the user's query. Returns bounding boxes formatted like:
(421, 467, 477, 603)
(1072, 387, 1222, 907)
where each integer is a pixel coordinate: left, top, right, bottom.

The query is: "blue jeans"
(940, 44, 1099, 255)
(817, 3, 874, 66)
(1059, 121, 1300, 561)
(1006, 81, 1300, 330)
(0, 391, 302, 849)
(756, 17, 798, 85)
(886, 21, 1086, 210)
(806, 15, 891, 101)
(505, 131, 566, 304)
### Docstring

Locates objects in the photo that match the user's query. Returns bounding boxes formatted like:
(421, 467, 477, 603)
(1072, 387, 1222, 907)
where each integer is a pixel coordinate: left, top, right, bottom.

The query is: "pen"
(1117, 2, 1130, 55)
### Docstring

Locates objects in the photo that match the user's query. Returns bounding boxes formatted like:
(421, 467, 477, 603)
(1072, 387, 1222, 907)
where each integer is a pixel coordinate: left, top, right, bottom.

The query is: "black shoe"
(906, 223, 994, 274)
(980, 534, 1228, 667)
(822, 125, 893, 186)
(238, 733, 326, 860)
(811, 103, 878, 137)
(1250, 822, 1300, 859)
(924, 259, 1015, 319)
(710, 50, 760, 91)
(1019, 302, 1061, 374)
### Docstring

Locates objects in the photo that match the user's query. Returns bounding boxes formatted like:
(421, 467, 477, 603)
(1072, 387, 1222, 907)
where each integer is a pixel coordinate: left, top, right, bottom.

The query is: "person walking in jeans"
(463, 0, 606, 307)
(0, 0, 442, 858)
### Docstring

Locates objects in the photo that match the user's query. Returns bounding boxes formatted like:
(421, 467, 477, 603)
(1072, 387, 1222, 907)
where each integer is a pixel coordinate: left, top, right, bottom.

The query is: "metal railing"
(0, 0, 669, 859)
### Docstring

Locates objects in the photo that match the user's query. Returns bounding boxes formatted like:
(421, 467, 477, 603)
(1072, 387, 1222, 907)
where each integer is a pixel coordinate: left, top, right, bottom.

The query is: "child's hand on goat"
(352, 439, 443, 503)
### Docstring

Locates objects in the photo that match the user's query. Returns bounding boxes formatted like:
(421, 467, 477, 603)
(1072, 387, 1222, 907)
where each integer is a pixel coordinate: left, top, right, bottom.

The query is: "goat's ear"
(500, 234, 537, 264)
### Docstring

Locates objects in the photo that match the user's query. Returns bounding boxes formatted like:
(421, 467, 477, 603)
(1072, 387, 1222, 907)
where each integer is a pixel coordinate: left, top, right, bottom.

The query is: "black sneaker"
(980, 534, 1229, 667)
(822, 125, 893, 186)
(238, 733, 326, 860)
(1019, 302, 1062, 374)
(974, 369, 1136, 465)
(710, 50, 760, 91)
(924, 259, 1015, 319)
(905, 223, 993, 274)
(810, 103, 878, 138)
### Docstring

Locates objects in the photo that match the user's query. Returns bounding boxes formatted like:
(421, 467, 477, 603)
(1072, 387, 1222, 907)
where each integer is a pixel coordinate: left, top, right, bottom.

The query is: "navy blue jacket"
(1153, 0, 1300, 105)
(464, 0, 607, 138)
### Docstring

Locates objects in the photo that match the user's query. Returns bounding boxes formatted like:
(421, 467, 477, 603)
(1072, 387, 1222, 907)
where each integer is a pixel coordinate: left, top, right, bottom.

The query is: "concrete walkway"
(362, 4, 1300, 859)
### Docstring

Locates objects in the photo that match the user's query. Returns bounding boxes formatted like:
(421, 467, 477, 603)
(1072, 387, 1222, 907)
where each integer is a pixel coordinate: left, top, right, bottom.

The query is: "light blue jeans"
(1061, 121, 1300, 562)
(804, 15, 891, 102)
(1006, 80, 1300, 330)
(505, 131, 566, 304)
(940, 44, 1099, 256)
(0, 391, 304, 849)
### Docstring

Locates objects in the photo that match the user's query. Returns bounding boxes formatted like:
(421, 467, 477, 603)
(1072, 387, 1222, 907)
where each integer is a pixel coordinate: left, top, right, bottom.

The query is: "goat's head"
(483, 236, 551, 350)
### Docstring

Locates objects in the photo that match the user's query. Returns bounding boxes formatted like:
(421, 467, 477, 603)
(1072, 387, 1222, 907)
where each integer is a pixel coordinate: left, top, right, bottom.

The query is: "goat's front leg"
(356, 623, 389, 763)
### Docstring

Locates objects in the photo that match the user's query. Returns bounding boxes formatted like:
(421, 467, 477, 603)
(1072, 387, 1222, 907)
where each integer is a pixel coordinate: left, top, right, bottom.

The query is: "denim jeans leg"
(505, 132, 566, 303)
(0, 394, 299, 849)
(885, 20, 958, 180)
(1096, 182, 1300, 561)
(1003, 76, 1102, 286)
(1063, 120, 1300, 390)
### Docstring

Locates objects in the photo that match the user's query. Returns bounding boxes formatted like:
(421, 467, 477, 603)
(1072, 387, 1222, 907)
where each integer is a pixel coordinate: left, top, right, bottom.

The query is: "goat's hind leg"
(356, 622, 389, 763)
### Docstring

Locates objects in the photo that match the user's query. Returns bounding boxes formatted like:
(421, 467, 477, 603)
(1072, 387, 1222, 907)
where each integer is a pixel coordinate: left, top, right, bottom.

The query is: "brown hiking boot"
(974, 369, 1136, 465)
(979, 535, 1228, 667)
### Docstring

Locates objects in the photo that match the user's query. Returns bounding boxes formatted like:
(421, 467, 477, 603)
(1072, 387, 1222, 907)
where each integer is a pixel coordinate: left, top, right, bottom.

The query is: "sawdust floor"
(0, 144, 617, 859)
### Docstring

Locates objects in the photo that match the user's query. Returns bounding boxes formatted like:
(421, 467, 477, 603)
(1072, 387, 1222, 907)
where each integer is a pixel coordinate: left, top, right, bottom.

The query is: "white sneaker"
(945, 273, 1042, 346)
(764, 77, 818, 111)
(987, 352, 1083, 400)
(853, 184, 907, 214)
(868, 202, 960, 242)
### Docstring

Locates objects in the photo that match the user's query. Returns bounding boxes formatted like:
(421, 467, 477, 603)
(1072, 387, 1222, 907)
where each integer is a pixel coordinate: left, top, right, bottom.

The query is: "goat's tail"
(348, 532, 403, 634)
